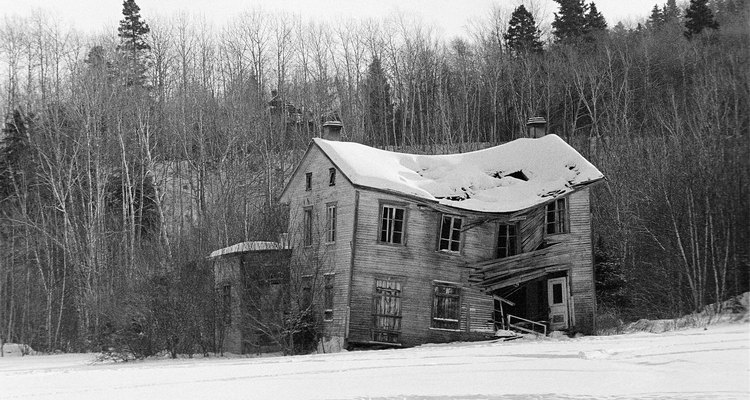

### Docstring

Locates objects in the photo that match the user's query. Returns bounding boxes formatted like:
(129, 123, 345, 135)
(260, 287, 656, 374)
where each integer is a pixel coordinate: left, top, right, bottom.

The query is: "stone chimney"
(322, 120, 343, 141)
(527, 116, 547, 138)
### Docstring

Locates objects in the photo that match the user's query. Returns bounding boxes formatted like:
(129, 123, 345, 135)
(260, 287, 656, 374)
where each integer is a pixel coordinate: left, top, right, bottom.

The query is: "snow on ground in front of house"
(2, 322, 748, 400)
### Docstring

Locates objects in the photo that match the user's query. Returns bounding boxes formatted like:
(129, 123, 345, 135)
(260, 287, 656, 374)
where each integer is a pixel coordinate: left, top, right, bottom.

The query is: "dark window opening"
(303, 207, 313, 246)
(324, 274, 334, 321)
(439, 215, 462, 252)
(497, 223, 518, 258)
(326, 203, 336, 243)
(305, 172, 312, 191)
(546, 198, 567, 234)
(329, 168, 336, 186)
(380, 205, 405, 244)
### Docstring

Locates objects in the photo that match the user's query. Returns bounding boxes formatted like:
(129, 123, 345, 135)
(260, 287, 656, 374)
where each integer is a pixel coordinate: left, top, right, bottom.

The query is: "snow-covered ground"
(2, 322, 748, 400)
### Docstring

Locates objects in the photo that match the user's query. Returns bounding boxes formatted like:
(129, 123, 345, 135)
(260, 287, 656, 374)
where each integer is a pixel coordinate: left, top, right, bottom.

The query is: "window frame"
(431, 281, 461, 331)
(328, 167, 336, 186)
(496, 222, 519, 258)
(323, 273, 335, 321)
(438, 214, 463, 253)
(303, 206, 313, 247)
(378, 203, 407, 245)
(305, 172, 312, 191)
(545, 197, 569, 235)
(325, 202, 337, 243)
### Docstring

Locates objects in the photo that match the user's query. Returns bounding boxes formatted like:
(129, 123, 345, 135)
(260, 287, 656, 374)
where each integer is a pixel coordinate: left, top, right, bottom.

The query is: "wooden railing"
(507, 314, 547, 336)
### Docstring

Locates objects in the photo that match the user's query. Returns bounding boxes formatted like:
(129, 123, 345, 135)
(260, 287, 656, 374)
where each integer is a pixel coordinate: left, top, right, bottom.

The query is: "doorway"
(547, 277, 569, 330)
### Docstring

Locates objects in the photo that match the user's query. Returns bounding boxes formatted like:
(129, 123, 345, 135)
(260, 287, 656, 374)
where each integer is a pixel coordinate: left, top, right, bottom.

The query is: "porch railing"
(507, 314, 547, 336)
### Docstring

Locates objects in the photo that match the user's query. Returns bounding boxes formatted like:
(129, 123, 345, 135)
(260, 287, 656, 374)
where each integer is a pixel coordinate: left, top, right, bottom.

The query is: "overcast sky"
(1, 0, 660, 38)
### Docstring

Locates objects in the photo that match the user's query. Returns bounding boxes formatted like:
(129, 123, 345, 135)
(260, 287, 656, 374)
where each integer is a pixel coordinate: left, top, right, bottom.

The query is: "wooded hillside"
(0, 0, 747, 353)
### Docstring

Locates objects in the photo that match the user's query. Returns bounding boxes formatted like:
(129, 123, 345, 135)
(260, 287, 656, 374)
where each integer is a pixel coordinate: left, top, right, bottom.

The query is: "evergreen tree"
(363, 57, 394, 146)
(663, 0, 681, 23)
(585, 2, 608, 32)
(117, 0, 151, 87)
(684, 0, 719, 38)
(552, 0, 588, 42)
(504, 5, 544, 54)
(647, 4, 665, 30)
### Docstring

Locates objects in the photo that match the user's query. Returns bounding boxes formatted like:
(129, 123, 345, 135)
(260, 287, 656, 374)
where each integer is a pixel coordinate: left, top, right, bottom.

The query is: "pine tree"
(117, 0, 151, 87)
(647, 4, 665, 30)
(504, 5, 544, 54)
(684, 0, 719, 38)
(363, 57, 394, 146)
(585, 2, 608, 34)
(552, 0, 588, 42)
(663, 0, 681, 23)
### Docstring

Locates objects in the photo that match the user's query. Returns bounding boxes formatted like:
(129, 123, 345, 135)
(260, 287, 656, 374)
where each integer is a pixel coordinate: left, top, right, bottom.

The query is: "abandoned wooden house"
(212, 119, 604, 353)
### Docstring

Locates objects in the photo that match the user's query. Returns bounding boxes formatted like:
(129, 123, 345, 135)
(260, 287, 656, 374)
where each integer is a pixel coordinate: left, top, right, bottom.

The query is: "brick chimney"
(322, 120, 343, 141)
(527, 116, 547, 138)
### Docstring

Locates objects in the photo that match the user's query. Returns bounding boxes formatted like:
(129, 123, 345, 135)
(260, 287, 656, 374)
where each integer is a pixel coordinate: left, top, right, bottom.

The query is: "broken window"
(439, 215, 462, 252)
(305, 172, 312, 191)
(432, 282, 460, 330)
(546, 198, 568, 234)
(372, 278, 402, 343)
(324, 274, 334, 321)
(497, 223, 518, 258)
(329, 167, 336, 186)
(326, 203, 337, 243)
(380, 205, 406, 245)
(303, 207, 313, 246)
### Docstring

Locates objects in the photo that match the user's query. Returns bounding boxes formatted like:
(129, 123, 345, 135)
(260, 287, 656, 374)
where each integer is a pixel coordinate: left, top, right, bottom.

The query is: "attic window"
(305, 172, 312, 191)
(507, 170, 529, 181)
(329, 168, 336, 186)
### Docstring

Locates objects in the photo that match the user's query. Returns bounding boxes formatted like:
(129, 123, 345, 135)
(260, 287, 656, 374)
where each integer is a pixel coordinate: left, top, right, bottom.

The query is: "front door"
(547, 277, 569, 331)
(372, 278, 402, 343)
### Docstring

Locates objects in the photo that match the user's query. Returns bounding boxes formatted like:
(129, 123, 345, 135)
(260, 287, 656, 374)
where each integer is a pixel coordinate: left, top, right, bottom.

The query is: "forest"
(0, 0, 747, 355)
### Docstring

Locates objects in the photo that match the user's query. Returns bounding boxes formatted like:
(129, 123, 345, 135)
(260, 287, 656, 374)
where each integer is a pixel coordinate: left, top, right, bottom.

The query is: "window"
(324, 274, 335, 321)
(546, 198, 568, 234)
(221, 284, 232, 324)
(303, 207, 313, 246)
(305, 172, 312, 191)
(301, 275, 313, 309)
(329, 168, 336, 186)
(439, 215, 462, 252)
(372, 278, 402, 343)
(380, 205, 405, 245)
(325, 203, 337, 243)
(497, 223, 518, 258)
(432, 282, 460, 330)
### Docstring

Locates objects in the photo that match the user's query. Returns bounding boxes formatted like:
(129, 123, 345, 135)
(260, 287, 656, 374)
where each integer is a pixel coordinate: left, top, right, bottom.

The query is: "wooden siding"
(281, 145, 356, 343)
(348, 190, 497, 347)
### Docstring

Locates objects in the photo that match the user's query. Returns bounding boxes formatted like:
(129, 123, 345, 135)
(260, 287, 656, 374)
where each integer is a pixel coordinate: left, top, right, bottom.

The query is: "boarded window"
(326, 203, 336, 243)
(497, 223, 518, 258)
(432, 283, 460, 330)
(303, 207, 313, 246)
(372, 279, 402, 343)
(380, 205, 405, 244)
(324, 274, 334, 321)
(222, 284, 232, 325)
(546, 198, 568, 234)
(439, 215, 462, 252)
(305, 172, 312, 191)
(329, 168, 336, 186)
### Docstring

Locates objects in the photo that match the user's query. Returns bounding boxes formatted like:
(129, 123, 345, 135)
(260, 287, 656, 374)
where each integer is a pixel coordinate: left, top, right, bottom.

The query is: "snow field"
(1, 322, 747, 399)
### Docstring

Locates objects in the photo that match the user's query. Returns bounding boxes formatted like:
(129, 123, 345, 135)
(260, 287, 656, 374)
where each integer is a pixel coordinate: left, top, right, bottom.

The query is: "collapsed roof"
(313, 134, 604, 213)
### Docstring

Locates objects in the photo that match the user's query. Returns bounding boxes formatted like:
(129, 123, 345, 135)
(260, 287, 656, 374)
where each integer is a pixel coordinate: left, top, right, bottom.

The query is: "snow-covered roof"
(209, 241, 284, 259)
(314, 134, 603, 213)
